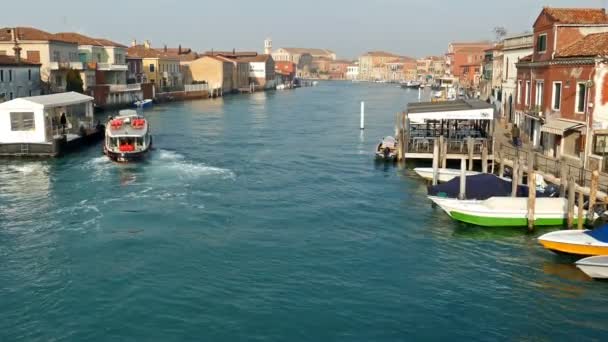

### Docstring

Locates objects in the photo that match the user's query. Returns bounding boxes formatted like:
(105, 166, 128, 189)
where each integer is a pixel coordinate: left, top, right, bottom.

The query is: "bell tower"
(264, 38, 272, 55)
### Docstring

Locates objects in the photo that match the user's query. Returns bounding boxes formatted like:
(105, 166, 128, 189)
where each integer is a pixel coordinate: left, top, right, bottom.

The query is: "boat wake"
(154, 150, 236, 180)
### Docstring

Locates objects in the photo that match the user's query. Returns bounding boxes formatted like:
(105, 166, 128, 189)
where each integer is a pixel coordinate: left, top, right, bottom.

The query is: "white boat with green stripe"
(429, 196, 587, 227)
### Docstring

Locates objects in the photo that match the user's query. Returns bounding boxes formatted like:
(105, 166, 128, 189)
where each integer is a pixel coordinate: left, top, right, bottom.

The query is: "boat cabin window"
(10, 112, 35, 131)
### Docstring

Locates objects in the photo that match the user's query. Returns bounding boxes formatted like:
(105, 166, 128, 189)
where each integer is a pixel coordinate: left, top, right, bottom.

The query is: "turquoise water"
(1, 82, 608, 341)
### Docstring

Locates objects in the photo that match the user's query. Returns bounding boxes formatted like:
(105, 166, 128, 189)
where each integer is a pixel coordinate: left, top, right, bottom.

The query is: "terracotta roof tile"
(0, 55, 41, 66)
(557, 32, 608, 57)
(0, 27, 75, 43)
(544, 7, 608, 24)
(127, 45, 178, 59)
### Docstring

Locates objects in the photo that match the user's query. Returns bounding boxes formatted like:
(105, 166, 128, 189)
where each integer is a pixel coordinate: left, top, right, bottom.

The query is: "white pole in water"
(360, 101, 365, 130)
(418, 87, 422, 102)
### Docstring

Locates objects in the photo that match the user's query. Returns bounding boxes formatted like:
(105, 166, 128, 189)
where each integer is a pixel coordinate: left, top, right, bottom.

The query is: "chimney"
(164, 44, 167, 53)
(144, 40, 151, 49)
(233, 48, 236, 56)
(178, 44, 182, 55)
(11, 28, 21, 63)
(131, 39, 137, 47)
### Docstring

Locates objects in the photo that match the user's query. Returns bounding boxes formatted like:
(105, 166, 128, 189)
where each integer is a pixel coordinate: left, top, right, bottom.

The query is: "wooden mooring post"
(588, 170, 600, 224)
(459, 158, 467, 200)
(577, 191, 585, 230)
(467, 136, 474, 171)
(432, 138, 439, 186)
(481, 141, 488, 173)
(559, 160, 568, 198)
(567, 174, 576, 229)
(511, 158, 519, 197)
(527, 169, 536, 231)
(441, 136, 448, 169)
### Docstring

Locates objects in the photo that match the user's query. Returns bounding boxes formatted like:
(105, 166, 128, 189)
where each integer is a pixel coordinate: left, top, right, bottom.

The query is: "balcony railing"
(98, 63, 128, 71)
(108, 84, 141, 92)
(49, 61, 84, 70)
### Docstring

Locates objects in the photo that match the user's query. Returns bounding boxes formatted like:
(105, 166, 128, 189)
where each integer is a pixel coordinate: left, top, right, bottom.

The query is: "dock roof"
(407, 100, 494, 122)
(0, 92, 93, 109)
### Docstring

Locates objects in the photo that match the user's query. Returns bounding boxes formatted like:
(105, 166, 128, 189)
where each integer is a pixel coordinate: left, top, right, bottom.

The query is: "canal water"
(1, 82, 608, 341)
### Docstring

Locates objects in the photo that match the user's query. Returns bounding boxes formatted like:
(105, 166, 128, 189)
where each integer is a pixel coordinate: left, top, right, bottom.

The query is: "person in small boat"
(383, 147, 391, 158)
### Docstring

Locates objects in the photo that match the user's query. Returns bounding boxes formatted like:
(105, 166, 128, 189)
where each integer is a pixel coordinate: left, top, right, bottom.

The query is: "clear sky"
(3, 0, 607, 59)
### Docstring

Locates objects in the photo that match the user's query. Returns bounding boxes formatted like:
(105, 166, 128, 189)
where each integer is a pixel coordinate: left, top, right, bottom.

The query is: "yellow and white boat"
(538, 225, 608, 256)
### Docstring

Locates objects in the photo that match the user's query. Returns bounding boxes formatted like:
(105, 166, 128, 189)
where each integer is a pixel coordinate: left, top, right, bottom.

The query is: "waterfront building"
(514, 7, 608, 169)
(358, 51, 400, 81)
(183, 55, 236, 92)
(445, 41, 492, 85)
(53, 32, 128, 90)
(240, 54, 276, 89)
(312, 57, 332, 76)
(480, 45, 503, 106)
(272, 47, 336, 64)
(275, 61, 296, 85)
(0, 55, 42, 101)
(500, 33, 533, 123)
(346, 63, 359, 80)
(328, 60, 350, 79)
(127, 40, 181, 90)
(127, 56, 146, 84)
(0, 27, 81, 93)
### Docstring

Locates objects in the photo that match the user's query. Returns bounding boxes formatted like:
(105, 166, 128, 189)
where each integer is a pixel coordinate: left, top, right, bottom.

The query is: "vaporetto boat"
(429, 196, 586, 227)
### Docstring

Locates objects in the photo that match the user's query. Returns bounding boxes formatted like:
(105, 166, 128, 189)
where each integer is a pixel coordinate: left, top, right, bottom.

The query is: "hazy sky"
(4, 0, 607, 59)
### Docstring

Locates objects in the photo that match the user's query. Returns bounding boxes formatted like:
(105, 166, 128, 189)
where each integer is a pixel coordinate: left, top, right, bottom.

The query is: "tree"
(493, 26, 508, 42)
(65, 69, 84, 93)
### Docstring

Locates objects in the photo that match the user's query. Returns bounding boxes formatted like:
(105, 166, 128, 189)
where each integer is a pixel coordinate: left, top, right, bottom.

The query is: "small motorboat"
(400, 81, 421, 89)
(414, 167, 480, 183)
(376, 136, 398, 161)
(133, 99, 153, 108)
(538, 225, 608, 256)
(103, 110, 152, 163)
(430, 196, 585, 227)
(576, 256, 608, 279)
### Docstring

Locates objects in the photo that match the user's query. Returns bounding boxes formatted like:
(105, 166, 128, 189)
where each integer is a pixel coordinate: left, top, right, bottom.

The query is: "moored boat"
(539, 225, 608, 256)
(103, 110, 152, 163)
(134, 99, 153, 108)
(400, 81, 421, 89)
(376, 136, 398, 161)
(414, 167, 480, 183)
(576, 255, 608, 279)
(430, 196, 585, 227)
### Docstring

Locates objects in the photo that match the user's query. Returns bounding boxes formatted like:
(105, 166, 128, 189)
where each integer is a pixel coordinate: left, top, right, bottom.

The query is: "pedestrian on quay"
(511, 124, 520, 147)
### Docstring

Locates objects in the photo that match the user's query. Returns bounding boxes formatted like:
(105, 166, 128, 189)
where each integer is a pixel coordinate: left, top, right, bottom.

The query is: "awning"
(541, 119, 584, 135)
(408, 109, 494, 124)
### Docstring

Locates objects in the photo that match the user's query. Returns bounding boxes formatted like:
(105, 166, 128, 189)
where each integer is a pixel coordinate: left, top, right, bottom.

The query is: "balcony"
(49, 61, 84, 70)
(108, 84, 142, 92)
(97, 63, 128, 71)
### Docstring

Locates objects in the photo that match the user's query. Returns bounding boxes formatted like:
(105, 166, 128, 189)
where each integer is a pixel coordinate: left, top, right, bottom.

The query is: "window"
(537, 34, 547, 53)
(52, 51, 60, 62)
(535, 81, 543, 107)
(594, 135, 608, 155)
(8, 70, 12, 82)
(28, 69, 31, 81)
(149, 64, 155, 72)
(55, 75, 62, 86)
(0, 70, 3, 82)
(29, 90, 32, 96)
(525, 81, 531, 106)
(552, 82, 562, 110)
(576, 82, 587, 113)
(10, 112, 35, 131)
(9, 92, 13, 100)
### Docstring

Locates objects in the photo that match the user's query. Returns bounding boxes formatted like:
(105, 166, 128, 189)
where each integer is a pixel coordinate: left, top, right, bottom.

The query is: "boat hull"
(576, 256, 608, 278)
(430, 196, 584, 228)
(414, 167, 480, 183)
(104, 147, 151, 163)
